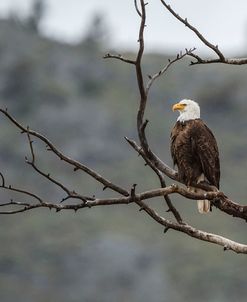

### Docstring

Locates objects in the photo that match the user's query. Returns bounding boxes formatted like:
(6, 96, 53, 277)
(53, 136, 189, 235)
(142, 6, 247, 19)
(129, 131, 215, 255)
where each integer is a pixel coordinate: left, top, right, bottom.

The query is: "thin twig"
(134, 0, 142, 17)
(0, 182, 43, 204)
(189, 54, 247, 66)
(103, 53, 136, 65)
(26, 126, 93, 203)
(146, 48, 196, 94)
(160, 0, 225, 61)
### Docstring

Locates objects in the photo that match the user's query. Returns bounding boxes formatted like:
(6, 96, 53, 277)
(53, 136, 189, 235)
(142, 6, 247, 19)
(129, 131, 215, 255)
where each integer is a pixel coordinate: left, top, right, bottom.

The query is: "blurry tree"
(75, 13, 109, 96)
(6, 0, 46, 33)
(0, 0, 247, 255)
(3, 58, 35, 115)
(26, 0, 46, 33)
(81, 13, 109, 52)
(8, 10, 23, 28)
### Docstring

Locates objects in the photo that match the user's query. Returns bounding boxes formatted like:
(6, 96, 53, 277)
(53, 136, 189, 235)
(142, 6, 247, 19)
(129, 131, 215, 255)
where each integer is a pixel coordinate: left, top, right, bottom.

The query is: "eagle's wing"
(191, 120, 220, 188)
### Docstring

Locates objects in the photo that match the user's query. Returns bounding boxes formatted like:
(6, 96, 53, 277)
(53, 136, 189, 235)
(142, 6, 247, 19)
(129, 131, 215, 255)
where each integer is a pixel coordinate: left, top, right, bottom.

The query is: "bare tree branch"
(189, 54, 247, 66)
(0, 108, 129, 197)
(1, 177, 246, 253)
(134, 198, 247, 254)
(103, 53, 136, 65)
(0, 173, 43, 204)
(146, 48, 196, 94)
(25, 129, 92, 203)
(135, 1, 177, 184)
(0, 183, 224, 214)
(135, 0, 146, 102)
(160, 0, 225, 60)
(160, 0, 247, 66)
(134, 0, 142, 18)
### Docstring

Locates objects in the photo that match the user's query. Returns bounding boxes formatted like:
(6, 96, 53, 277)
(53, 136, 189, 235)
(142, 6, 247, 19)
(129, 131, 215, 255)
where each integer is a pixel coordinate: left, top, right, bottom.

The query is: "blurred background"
(0, 1, 247, 301)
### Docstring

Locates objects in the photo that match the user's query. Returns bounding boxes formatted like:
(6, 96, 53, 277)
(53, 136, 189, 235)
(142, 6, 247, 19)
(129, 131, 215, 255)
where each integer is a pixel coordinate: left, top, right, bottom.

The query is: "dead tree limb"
(160, 0, 247, 66)
(0, 108, 129, 197)
(134, 198, 247, 254)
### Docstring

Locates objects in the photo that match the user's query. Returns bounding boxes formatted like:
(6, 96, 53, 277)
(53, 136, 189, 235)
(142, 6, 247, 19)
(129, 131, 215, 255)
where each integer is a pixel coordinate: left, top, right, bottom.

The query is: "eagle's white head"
(172, 99, 200, 122)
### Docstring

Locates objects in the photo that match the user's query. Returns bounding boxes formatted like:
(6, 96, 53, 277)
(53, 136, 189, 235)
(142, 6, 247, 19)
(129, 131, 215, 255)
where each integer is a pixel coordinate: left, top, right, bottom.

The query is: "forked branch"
(0, 108, 129, 197)
(160, 0, 247, 66)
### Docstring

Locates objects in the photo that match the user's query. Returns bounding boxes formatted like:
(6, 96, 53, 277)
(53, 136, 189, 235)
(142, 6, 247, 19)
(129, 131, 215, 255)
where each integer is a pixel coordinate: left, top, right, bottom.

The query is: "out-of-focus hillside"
(0, 15, 247, 302)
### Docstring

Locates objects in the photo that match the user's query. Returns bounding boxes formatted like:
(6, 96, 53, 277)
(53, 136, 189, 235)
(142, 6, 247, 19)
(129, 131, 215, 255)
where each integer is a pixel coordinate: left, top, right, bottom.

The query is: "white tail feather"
(197, 200, 210, 214)
(190, 174, 211, 214)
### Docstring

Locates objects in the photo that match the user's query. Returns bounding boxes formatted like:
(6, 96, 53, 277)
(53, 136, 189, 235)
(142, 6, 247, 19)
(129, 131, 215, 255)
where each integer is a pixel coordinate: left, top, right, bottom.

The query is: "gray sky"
(0, 0, 247, 55)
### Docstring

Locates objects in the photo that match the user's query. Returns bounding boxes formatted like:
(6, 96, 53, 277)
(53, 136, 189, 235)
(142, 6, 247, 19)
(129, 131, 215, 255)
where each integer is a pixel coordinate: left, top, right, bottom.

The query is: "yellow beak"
(172, 103, 186, 111)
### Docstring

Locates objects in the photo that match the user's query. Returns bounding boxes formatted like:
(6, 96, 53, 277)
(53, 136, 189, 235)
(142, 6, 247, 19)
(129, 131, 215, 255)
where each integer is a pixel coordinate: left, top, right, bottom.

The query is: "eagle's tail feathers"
(190, 174, 211, 214)
(197, 199, 210, 213)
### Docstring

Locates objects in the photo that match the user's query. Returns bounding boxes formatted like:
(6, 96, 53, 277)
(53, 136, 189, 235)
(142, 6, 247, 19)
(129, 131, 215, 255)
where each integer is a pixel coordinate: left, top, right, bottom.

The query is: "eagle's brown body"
(171, 118, 220, 189)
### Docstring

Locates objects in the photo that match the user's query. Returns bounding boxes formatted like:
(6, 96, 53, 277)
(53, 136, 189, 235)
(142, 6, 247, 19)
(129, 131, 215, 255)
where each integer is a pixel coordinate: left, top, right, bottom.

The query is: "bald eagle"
(170, 99, 220, 213)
